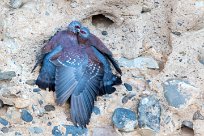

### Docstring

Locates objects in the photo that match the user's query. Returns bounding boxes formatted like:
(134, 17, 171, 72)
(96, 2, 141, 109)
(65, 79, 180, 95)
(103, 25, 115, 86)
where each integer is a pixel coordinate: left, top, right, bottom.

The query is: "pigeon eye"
(80, 30, 86, 34)
(75, 26, 80, 29)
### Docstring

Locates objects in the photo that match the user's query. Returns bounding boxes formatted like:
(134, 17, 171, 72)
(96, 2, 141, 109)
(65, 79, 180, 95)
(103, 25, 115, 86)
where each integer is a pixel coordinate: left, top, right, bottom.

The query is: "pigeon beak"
(77, 28, 80, 33)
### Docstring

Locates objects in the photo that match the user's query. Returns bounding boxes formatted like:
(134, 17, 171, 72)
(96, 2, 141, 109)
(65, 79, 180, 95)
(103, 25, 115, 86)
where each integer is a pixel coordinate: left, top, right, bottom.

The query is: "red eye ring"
(75, 26, 80, 29)
(80, 30, 86, 34)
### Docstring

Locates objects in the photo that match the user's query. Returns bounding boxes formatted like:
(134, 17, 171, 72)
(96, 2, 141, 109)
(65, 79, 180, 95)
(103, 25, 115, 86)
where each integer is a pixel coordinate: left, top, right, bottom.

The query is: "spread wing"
(70, 56, 104, 127)
(52, 47, 87, 105)
(51, 44, 105, 127)
(53, 46, 104, 127)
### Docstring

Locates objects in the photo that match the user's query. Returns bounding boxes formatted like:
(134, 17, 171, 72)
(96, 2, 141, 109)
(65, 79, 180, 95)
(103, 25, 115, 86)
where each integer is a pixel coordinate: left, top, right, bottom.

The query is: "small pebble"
(29, 127, 43, 134)
(172, 31, 181, 36)
(47, 121, 52, 126)
(138, 95, 161, 132)
(70, 1, 78, 8)
(112, 108, 137, 132)
(38, 100, 43, 105)
(52, 126, 63, 136)
(101, 31, 108, 36)
(44, 105, 55, 112)
(0, 71, 16, 81)
(45, 11, 50, 16)
(0, 99, 4, 108)
(198, 54, 204, 65)
(10, 0, 23, 9)
(146, 80, 151, 84)
(164, 116, 171, 124)
(64, 125, 88, 135)
(25, 80, 36, 85)
(33, 88, 41, 92)
(124, 83, 132, 91)
(122, 93, 136, 104)
(1, 127, 9, 133)
(15, 132, 22, 136)
(21, 109, 33, 122)
(193, 111, 204, 120)
(93, 106, 100, 115)
(0, 117, 9, 126)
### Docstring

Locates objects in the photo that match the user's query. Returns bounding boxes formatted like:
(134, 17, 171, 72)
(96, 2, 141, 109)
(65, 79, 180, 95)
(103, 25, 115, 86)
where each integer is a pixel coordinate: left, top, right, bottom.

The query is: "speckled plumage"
(52, 44, 104, 127)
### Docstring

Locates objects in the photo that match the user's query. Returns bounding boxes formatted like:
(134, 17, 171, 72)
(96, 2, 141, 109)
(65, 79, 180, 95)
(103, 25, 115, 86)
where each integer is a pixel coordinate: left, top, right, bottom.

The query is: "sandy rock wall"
(0, 0, 204, 135)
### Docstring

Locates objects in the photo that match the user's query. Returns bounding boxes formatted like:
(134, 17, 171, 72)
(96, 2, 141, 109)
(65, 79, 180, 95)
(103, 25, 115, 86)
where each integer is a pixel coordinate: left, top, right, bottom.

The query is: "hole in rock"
(92, 14, 114, 27)
(181, 126, 194, 136)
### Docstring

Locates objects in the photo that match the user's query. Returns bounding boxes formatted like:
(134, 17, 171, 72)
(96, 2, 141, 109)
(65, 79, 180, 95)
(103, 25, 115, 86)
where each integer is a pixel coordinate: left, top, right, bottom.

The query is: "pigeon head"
(68, 21, 81, 33)
(79, 27, 90, 40)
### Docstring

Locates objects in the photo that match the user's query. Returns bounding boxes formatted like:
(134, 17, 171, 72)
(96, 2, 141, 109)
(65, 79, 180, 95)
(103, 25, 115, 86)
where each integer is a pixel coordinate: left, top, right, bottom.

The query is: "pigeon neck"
(77, 36, 88, 46)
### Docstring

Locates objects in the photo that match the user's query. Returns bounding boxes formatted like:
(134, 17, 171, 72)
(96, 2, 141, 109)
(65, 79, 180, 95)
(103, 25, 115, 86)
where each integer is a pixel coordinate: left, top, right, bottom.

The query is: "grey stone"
(0, 71, 16, 81)
(47, 121, 52, 126)
(138, 95, 161, 132)
(10, 0, 23, 9)
(0, 117, 9, 126)
(1, 127, 9, 133)
(93, 106, 100, 115)
(38, 100, 44, 105)
(172, 31, 181, 36)
(122, 93, 136, 104)
(124, 83, 132, 91)
(33, 88, 41, 92)
(52, 126, 63, 136)
(44, 104, 55, 112)
(15, 132, 22, 136)
(193, 111, 204, 120)
(29, 127, 43, 134)
(164, 116, 171, 124)
(163, 79, 193, 108)
(101, 31, 108, 36)
(25, 80, 36, 85)
(21, 109, 33, 122)
(112, 108, 137, 132)
(64, 125, 88, 136)
(198, 54, 204, 65)
(118, 57, 159, 69)
(52, 125, 88, 136)
(70, 1, 78, 8)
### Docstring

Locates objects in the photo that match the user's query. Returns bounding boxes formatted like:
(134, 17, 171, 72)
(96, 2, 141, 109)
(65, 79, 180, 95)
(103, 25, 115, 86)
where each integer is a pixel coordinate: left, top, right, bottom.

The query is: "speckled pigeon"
(35, 21, 81, 91)
(78, 27, 122, 95)
(51, 27, 121, 127)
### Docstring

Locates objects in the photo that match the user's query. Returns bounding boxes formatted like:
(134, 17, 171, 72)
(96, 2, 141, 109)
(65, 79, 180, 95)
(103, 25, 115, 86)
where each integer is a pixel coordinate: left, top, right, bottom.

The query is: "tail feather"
(102, 74, 122, 95)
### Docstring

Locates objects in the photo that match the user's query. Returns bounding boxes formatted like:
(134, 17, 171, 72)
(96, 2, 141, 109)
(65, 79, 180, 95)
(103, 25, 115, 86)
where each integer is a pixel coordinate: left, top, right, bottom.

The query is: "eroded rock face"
(0, 0, 203, 135)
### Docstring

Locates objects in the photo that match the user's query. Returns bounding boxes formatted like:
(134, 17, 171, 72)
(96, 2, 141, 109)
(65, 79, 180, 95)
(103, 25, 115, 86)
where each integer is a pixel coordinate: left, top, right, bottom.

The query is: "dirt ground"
(0, 0, 204, 135)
